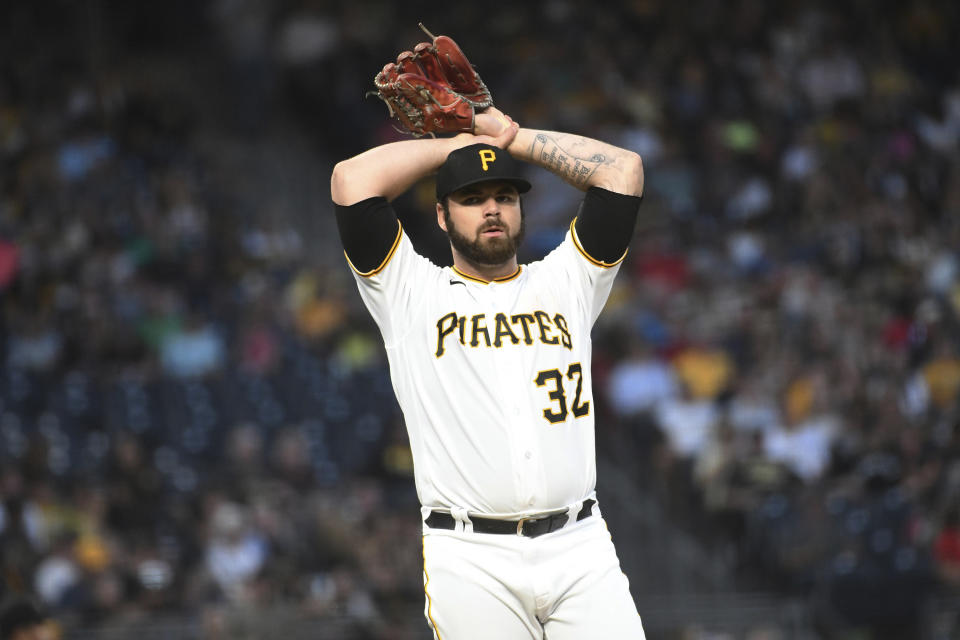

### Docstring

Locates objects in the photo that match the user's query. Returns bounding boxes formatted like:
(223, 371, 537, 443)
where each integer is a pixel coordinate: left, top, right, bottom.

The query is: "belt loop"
(567, 500, 584, 523)
(516, 517, 529, 536)
(451, 506, 470, 532)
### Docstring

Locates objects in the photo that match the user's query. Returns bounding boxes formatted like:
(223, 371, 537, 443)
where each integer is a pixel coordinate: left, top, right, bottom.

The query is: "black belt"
(425, 499, 596, 538)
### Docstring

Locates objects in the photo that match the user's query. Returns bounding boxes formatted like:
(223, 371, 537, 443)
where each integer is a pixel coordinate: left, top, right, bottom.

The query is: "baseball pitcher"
(330, 29, 646, 639)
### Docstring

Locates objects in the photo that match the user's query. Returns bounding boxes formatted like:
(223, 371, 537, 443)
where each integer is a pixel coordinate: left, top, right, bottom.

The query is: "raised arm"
(470, 107, 644, 197)
(509, 128, 644, 196)
(331, 138, 455, 206)
(466, 108, 645, 270)
(330, 120, 520, 206)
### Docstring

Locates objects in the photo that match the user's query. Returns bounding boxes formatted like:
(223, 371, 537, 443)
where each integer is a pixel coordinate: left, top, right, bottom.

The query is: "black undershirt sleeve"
(334, 197, 400, 274)
(573, 186, 644, 264)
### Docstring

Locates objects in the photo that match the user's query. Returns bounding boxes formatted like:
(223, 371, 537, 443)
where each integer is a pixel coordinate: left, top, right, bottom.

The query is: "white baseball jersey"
(347, 220, 621, 516)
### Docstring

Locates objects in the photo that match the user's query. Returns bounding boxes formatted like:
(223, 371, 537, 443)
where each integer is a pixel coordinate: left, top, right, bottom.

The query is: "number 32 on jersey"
(535, 362, 590, 424)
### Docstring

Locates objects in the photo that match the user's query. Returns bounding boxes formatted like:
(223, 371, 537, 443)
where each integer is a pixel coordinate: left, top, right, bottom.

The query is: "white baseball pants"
(421, 513, 646, 639)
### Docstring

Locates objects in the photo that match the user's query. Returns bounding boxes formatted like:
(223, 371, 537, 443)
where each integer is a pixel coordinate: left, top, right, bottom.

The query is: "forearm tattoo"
(529, 134, 609, 187)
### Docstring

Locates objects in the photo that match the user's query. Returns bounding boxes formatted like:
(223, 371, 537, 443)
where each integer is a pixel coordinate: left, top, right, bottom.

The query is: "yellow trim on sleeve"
(423, 536, 443, 640)
(345, 221, 403, 277)
(569, 218, 628, 268)
(451, 265, 522, 284)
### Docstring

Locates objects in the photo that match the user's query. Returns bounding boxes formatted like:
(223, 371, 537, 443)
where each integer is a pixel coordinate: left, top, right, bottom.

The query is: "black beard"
(447, 216, 526, 266)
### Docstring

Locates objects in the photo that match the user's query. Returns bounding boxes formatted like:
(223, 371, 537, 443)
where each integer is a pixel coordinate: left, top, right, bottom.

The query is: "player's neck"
(451, 255, 519, 283)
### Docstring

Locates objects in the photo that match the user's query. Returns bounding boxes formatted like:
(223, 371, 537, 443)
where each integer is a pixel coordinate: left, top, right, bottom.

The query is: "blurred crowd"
(1, 0, 960, 638)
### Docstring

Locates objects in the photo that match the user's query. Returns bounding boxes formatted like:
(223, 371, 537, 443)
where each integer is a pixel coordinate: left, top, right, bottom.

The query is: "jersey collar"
(451, 265, 522, 284)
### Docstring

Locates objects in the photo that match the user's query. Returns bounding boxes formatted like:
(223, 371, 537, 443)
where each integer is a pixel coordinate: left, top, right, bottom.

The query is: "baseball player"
(331, 87, 645, 637)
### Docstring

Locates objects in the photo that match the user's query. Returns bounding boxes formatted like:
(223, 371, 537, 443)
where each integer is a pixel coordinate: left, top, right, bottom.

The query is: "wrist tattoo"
(530, 134, 608, 187)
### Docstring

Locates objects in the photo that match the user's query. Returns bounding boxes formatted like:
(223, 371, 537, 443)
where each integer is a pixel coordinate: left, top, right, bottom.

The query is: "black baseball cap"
(435, 143, 532, 201)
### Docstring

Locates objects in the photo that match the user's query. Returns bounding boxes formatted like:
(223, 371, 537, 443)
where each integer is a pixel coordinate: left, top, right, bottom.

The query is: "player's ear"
(436, 202, 448, 232)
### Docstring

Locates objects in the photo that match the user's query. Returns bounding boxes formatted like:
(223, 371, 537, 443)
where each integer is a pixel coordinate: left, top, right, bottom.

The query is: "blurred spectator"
(269, 427, 314, 492)
(0, 470, 44, 597)
(203, 501, 268, 603)
(159, 313, 225, 379)
(0, 240, 19, 291)
(672, 346, 735, 402)
(655, 379, 720, 460)
(920, 338, 960, 412)
(605, 339, 679, 416)
(0, 597, 59, 640)
(726, 376, 780, 434)
(31, 534, 78, 609)
(767, 415, 835, 485)
(934, 507, 960, 587)
(6, 326, 62, 373)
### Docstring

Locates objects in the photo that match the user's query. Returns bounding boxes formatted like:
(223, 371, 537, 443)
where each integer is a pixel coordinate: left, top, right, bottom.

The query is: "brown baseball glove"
(371, 24, 493, 137)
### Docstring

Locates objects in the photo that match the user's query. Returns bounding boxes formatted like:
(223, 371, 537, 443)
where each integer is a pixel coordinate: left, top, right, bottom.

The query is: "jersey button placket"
(525, 448, 536, 507)
(491, 282, 535, 511)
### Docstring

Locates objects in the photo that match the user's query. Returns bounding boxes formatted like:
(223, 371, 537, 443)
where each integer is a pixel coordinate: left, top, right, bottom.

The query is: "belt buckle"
(516, 517, 529, 536)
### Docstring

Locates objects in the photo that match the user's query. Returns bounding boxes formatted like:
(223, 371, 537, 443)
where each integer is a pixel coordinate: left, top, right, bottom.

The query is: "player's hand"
(470, 107, 519, 148)
(474, 106, 513, 137)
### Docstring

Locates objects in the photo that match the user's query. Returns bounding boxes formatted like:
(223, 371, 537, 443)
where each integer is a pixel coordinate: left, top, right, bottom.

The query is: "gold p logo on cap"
(479, 149, 496, 171)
